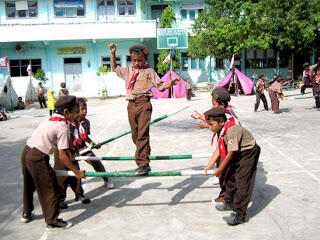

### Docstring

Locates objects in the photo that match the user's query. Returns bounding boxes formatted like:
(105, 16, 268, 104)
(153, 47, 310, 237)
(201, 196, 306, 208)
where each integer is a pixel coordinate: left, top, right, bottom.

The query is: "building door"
(64, 58, 82, 92)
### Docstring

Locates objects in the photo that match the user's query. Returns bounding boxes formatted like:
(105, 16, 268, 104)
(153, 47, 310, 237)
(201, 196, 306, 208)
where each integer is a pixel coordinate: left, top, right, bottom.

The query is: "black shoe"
(21, 213, 32, 223)
(215, 204, 233, 211)
(59, 201, 68, 209)
(223, 213, 245, 226)
(135, 165, 151, 175)
(213, 197, 221, 203)
(75, 195, 91, 204)
(46, 219, 73, 230)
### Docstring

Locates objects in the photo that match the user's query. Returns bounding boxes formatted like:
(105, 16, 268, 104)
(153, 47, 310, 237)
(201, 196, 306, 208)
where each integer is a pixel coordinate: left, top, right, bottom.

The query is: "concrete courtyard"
(0, 89, 319, 240)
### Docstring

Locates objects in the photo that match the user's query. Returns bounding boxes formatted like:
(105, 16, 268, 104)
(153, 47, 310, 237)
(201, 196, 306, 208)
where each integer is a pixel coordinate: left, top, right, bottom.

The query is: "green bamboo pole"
(75, 153, 212, 161)
(80, 105, 190, 155)
(55, 170, 214, 177)
(285, 92, 311, 97)
(295, 95, 319, 99)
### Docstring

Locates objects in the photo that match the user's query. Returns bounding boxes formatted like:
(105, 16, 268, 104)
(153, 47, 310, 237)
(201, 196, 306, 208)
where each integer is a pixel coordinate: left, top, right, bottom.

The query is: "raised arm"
(109, 43, 117, 72)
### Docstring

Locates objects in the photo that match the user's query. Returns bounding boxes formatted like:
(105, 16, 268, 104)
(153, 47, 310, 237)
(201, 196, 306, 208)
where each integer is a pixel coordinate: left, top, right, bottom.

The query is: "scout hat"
(204, 107, 226, 120)
(211, 87, 231, 102)
(258, 73, 264, 79)
(303, 62, 309, 69)
(55, 95, 76, 110)
(276, 76, 284, 82)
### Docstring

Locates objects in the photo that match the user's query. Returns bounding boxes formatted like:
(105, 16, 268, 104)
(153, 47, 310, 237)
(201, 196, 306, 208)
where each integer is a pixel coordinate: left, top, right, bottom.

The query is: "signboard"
(57, 47, 86, 54)
(157, 28, 188, 49)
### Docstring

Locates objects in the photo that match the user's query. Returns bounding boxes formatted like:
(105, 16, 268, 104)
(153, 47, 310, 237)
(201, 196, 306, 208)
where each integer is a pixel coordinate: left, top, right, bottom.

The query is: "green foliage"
(189, 0, 319, 59)
(98, 88, 108, 98)
(157, 5, 181, 75)
(140, 0, 146, 13)
(96, 65, 110, 76)
(32, 69, 48, 84)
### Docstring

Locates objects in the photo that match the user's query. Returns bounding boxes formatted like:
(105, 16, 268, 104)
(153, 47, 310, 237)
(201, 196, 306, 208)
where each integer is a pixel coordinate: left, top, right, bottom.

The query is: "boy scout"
(203, 107, 260, 225)
(21, 96, 85, 230)
(269, 77, 285, 114)
(254, 73, 269, 112)
(109, 43, 179, 175)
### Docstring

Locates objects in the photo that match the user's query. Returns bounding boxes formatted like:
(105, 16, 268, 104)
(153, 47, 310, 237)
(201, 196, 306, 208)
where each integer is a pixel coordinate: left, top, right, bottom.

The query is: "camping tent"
(152, 71, 186, 99)
(0, 76, 18, 110)
(25, 78, 38, 102)
(215, 68, 254, 95)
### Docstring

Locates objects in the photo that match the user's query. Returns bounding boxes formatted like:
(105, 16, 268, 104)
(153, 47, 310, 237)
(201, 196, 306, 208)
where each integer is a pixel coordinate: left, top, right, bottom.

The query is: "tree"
(189, 0, 320, 78)
(189, 0, 271, 59)
(156, 5, 181, 75)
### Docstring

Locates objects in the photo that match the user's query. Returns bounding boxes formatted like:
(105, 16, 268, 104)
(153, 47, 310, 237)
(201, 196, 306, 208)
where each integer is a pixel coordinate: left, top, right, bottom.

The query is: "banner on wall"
(57, 47, 86, 54)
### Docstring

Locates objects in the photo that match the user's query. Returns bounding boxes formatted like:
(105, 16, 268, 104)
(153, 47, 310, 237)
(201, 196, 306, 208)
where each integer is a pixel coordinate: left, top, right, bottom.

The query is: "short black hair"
(76, 97, 87, 107)
(129, 45, 149, 58)
(18, 97, 22, 100)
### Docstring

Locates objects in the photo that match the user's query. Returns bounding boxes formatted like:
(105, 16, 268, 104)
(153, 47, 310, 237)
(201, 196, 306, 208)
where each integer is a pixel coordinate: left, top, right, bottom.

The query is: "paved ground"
(0, 88, 319, 240)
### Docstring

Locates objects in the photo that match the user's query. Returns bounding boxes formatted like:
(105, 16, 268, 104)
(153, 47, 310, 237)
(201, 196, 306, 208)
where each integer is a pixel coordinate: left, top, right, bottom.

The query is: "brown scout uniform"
(254, 79, 268, 111)
(116, 67, 167, 167)
(222, 125, 260, 221)
(21, 119, 70, 224)
(78, 118, 108, 183)
(268, 81, 282, 113)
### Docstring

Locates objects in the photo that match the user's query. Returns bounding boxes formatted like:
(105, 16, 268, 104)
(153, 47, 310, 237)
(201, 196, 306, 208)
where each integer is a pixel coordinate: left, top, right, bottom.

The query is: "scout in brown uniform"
(21, 96, 85, 230)
(268, 76, 285, 114)
(185, 78, 192, 101)
(203, 107, 260, 225)
(77, 98, 114, 188)
(192, 87, 239, 203)
(254, 73, 269, 112)
(109, 43, 179, 175)
(37, 82, 47, 108)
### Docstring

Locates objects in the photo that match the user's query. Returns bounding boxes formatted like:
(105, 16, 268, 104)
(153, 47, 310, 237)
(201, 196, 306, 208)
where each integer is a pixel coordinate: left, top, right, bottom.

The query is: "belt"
(129, 96, 150, 103)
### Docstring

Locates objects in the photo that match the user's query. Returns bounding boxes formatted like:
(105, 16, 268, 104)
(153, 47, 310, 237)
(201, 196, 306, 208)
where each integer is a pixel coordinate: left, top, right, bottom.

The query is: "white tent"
(0, 76, 18, 110)
(25, 78, 38, 102)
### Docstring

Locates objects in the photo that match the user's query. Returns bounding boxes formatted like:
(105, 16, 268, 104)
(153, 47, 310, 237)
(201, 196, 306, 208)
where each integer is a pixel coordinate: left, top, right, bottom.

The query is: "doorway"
(64, 58, 83, 92)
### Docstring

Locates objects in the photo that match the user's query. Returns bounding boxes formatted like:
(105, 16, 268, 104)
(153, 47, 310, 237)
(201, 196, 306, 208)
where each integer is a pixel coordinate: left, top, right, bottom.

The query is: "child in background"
(47, 89, 56, 116)
(312, 68, 320, 108)
(109, 43, 179, 175)
(59, 82, 69, 97)
(15, 97, 25, 110)
(185, 78, 192, 101)
(0, 104, 7, 121)
(203, 107, 260, 226)
(37, 82, 47, 109)
(269, 76, 285, 114)
(77, 98, 114, 188)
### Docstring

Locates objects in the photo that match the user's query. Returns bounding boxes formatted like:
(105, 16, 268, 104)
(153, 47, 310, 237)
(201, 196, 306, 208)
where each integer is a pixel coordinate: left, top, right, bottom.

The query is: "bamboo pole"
(285, 92, 311, 97)
(80, 105, 190, 155)
(75, 153, 212, 161)
(295, 95, 319, 99)
(55, 170, 214, 177)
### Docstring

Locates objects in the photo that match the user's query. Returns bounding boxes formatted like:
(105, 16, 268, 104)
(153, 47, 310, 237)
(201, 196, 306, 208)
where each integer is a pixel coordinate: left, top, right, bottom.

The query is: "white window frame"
(54, 0, 86, 18)
(117, 0, 136, 17)
(9, 59, 41, 77)
(181, 53, 205, 71)
(215, 58, 224, 69)
(102, 56, 121, 69)
(97, 0, 116, 19)
(5, 0, 38, 19)
(180, 4, 204, 21)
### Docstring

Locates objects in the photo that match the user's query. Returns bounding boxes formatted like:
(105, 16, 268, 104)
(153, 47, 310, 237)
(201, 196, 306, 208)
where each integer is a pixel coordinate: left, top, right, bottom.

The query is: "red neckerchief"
(257, 79, 265, 89)
(128, 64, 150, 89)
(70, 122, 81, 146)
(218, 118, 235, 160)
(49, 114, 74, 149)
(78, 120, 89, 143)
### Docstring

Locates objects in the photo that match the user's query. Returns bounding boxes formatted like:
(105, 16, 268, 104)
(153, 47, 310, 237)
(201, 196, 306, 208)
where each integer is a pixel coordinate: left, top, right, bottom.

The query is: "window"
(117, 0, 136, 16)
(180, 8, 202, 20)
(181, 53, 205, 71)
(245, 49, 276, 69)
(126, 56, 132, 67)
(54, 0, 85, 18)
(102, 56, 121, 69)
(97, 0, 115, 18)
(10, 59, 41, 77)
(151, 5, 168, 20)
(5, 1, 38, 19)
(215, 58, 224, 69)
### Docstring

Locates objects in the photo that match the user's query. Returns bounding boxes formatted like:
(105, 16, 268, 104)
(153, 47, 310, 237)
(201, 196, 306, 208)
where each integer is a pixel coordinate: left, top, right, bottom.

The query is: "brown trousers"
(269, 90, 279, 113)
(224, 144, 260, 220)
(81, 150, 108, 182)
(254, 91, 268, 111)
(21, 146, 60, 224)
(53, 151, 83, 200)
(127, 96, 152, 167)
(186, 89, 192, 101)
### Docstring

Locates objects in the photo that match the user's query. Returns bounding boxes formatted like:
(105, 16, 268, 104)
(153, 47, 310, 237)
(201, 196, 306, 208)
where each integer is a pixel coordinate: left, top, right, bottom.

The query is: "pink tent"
(152, 70, 186, 99)
(214, 68, 254, 95)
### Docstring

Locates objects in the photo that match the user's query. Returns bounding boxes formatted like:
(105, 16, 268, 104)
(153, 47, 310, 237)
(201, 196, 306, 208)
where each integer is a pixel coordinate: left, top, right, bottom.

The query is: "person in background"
(59, 82, 69, 97)
(47, 89, 56, 116)
(15, 97, 25, 110)
(254, 74, 269, 112)
(312, 68, 320, 108)
(185, 78, 192, 101)
(269, 76, 285, 114)
(0, 104, 8, 121)
(37, 82, 47, 109)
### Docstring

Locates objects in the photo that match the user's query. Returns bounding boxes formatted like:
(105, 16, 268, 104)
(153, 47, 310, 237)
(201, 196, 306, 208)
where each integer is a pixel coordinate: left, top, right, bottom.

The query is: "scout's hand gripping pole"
(80, 105, 190, 155)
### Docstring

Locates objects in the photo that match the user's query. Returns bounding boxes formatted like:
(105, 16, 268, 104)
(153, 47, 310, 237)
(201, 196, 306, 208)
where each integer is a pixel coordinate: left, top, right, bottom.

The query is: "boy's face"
(78, 104, 87, 120)
(317, 70, 320, 75)
(207, 119, 225, 133)
(64, 105, 78, 122)
(261, 76, 264, 80)
(131, 53, 146, 68)
(211, 98, 224, 108)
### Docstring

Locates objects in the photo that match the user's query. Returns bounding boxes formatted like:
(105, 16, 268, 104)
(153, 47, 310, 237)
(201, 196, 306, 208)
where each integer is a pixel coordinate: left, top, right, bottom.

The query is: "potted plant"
(98, 88, 108, 100)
